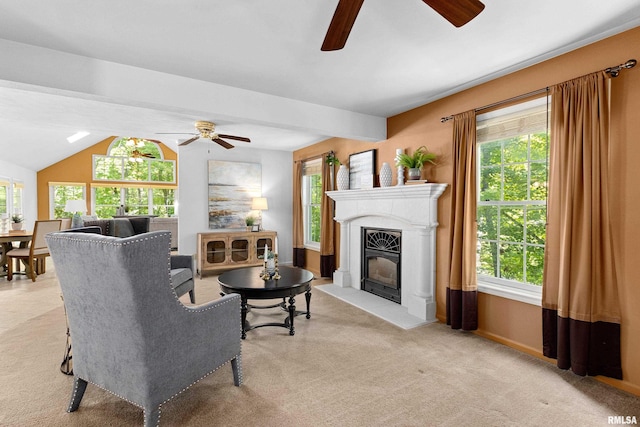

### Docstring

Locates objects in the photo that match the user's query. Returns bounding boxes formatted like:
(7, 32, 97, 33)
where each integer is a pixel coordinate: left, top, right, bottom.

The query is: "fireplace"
(327, 184, 447, 322)
(361, 227, 401, 303)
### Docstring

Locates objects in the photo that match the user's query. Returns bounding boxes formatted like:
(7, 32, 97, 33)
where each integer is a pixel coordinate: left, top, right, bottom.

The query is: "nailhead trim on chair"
(53, 231, 244, 426)
(72, 352, 242, 426)
(67, 379, 82, 412)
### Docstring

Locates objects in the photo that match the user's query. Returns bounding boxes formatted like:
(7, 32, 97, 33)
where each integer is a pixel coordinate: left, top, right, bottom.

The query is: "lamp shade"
(251, 197, 268, 211)
(65, 199, 87, 214)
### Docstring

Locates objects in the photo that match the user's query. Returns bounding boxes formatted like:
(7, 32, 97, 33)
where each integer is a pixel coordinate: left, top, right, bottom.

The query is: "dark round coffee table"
(218, 266, 314, 339)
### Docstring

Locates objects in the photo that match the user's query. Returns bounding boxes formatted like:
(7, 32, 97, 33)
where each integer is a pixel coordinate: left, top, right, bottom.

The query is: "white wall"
(0, 159, 37, 230)
(177, 144, 293, 264)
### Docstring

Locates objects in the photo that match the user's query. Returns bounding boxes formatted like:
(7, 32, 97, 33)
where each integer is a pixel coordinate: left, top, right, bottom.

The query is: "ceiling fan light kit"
(321, 0, 485, 51)
(157, 120, 251, 149)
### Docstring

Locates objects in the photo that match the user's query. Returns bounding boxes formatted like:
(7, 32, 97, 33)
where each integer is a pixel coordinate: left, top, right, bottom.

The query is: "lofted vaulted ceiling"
(1, 0, 640, 170)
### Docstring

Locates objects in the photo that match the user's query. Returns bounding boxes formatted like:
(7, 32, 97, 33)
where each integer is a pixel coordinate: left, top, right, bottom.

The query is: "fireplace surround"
(327, 184, 447, 322)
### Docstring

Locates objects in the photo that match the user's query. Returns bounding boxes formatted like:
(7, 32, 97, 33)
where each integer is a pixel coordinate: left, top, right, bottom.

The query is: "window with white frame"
(302, 158, 322, 250)
(0, 178, 9, 215)
(50, 183, 87, 218)
(92, 137, 176, 183)
(476, 97, 549, 300)
(90, 137, 177, 218)
(12, 181, 23, 216)
(92, 185, 176, 218)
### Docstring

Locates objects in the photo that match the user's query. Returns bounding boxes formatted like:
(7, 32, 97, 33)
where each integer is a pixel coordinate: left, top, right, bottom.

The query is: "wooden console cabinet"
(197, 230, 276, 277)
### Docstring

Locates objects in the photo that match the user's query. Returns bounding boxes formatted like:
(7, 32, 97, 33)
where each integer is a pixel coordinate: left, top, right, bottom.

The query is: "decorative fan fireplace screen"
(361, 227, 402, 303)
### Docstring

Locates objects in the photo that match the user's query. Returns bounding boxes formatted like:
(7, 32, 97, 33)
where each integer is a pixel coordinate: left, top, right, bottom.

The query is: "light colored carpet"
(1, 263, 639, 426)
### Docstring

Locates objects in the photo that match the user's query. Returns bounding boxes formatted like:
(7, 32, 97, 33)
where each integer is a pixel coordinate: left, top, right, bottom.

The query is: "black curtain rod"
(440, 58, 637, 123)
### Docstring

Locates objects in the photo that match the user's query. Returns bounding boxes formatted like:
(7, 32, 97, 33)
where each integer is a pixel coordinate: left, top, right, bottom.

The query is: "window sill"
(304, 244, 320, 252)
(477, 281, 542, 307)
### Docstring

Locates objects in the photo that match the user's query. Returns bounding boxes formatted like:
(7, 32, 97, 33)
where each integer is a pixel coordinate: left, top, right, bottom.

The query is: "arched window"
(93, 137, 175, 183)
(90, 137, 177, 218)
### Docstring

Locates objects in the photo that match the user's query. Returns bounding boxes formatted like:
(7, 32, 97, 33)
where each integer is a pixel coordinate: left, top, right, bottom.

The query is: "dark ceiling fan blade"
(178, 136, 200, 146)
(213, 138, 235, 149)
(422, 0, 485, 27)
(321, 0, 365, 51)
(217, 134, 251, 143)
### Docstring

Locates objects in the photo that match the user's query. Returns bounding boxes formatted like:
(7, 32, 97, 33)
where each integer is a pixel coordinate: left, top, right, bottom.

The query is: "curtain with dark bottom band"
(292, 160, 305, 268)
(542, 72, 622, 379)
(447, 110, 478, 331)
(320, 154, 336, 277)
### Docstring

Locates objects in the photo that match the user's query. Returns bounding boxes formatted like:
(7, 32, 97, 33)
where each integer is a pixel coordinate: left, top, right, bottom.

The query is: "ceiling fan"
(321, 0, 485, 51)
(131, 149, 155, 159)
(157, 121, 251, 149)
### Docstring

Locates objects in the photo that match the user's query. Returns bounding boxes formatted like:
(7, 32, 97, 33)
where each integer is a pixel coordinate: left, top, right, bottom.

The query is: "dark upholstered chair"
(46, 231, 242, 426)
(83, 217, 150, 237)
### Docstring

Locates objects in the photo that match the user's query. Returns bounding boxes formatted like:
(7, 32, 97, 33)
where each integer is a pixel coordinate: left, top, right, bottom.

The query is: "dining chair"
(6, 219, 62, 281)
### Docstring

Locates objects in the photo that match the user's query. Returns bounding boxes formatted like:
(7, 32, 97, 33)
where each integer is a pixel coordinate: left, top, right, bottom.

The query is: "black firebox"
(361, 227, 401, 304)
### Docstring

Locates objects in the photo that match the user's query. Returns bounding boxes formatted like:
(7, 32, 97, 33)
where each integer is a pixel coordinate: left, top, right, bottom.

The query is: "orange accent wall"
(36, 137, 178, 219)
(295, 26, 640, 396)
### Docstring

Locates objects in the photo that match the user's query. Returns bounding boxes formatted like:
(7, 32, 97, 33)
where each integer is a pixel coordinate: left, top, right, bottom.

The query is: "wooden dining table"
(0, 230, 33, 278)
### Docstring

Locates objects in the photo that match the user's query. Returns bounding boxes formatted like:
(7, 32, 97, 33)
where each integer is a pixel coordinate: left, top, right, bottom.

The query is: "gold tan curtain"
(292, 160, 305, 267)
(447, 110, 478, 330)
(320, 154, 336, 277)
(542, 72, 622, 379)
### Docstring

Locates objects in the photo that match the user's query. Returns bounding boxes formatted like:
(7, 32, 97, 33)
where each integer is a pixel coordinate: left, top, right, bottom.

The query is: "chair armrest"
(171, 254, 194, 271)
(173, 294, 242, 367)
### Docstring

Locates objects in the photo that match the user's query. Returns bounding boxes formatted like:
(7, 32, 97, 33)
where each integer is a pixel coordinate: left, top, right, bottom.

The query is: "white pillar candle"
(274, 236, 278, 255)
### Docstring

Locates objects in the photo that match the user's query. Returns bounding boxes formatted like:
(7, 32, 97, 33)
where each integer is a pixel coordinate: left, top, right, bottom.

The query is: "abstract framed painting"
(208, 160, 261, 229)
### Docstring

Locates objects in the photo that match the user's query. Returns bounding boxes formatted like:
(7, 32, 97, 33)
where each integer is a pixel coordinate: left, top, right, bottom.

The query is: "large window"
(0, 178, 24, 217)
(50, 183, 86, 218)
(302, 158, 322, 250)
(92, 185, 176, 218)
(93, 137, 176, 183)
(476, 98, 549, 297)
(90, 137, 177, 217)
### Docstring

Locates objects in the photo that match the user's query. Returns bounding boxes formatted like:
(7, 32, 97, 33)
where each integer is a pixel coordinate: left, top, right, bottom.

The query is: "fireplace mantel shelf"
(326, 183, 447, 201)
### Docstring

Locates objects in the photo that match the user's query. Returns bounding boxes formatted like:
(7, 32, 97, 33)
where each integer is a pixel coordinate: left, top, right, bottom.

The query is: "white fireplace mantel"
(326, 184, 447, 323)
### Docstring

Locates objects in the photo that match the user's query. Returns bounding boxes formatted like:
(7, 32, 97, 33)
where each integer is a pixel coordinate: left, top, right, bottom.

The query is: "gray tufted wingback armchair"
(46, 231, 242, 426)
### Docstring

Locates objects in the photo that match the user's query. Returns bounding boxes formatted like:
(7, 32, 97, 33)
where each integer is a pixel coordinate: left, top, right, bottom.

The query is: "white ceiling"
(1, 0, 640, 171)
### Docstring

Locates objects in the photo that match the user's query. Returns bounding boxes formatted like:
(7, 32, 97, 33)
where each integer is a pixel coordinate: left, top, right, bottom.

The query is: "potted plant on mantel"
(395, 146, 437, 181)
(11, 214, 24, 231)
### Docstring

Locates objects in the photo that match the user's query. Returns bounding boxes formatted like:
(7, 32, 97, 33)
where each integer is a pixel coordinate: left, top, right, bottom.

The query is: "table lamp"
(65, 199, 87, 229)
(251, 197, 268, 231)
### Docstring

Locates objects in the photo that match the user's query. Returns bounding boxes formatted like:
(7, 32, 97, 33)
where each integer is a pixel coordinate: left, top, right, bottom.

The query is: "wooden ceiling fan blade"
(321, 0, 365, 51)
(422, 0, 485, 27)
(213, 138, 235, 149)
(178, 136, 200, 146)
(217, 134, 251, 143)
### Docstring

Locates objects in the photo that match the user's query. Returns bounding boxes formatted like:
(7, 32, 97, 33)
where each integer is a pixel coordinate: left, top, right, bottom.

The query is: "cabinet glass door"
(206, 240, 226, 264)
(230, 238, 249, 263)
(256, 237, 273, 260)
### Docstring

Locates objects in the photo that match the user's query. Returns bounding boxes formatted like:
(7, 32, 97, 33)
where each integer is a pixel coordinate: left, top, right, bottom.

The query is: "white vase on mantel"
(379, 162, 392, 187)
(336, 165, 349, 191)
